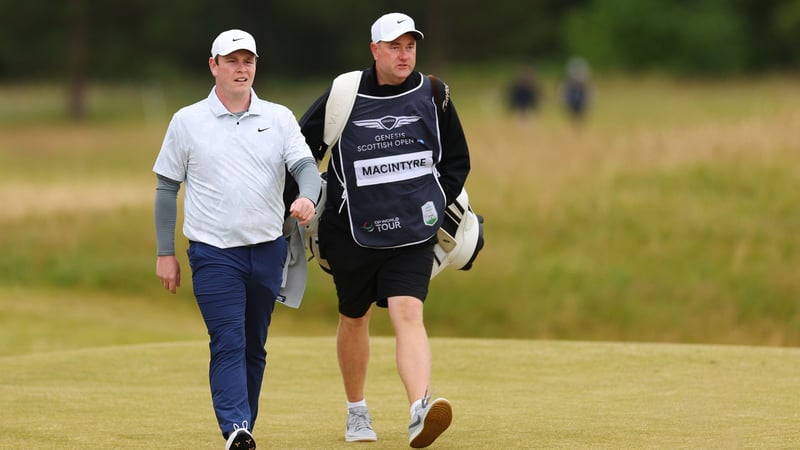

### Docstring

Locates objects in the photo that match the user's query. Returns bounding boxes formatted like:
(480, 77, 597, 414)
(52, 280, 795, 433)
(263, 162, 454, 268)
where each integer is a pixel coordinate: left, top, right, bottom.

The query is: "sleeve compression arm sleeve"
(288, 157, 322, 205)
(154, 174, 180, 256)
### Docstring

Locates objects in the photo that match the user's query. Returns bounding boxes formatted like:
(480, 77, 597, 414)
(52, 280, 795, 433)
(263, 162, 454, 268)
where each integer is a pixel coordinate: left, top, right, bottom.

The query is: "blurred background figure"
(507, 64, 541, 120)
(560, 56, 591, 124)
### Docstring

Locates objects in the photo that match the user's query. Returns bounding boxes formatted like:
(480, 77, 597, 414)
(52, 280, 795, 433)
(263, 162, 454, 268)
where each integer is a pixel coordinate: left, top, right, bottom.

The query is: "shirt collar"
(207, 87, 263, 117)
(365, 64, 421, 96)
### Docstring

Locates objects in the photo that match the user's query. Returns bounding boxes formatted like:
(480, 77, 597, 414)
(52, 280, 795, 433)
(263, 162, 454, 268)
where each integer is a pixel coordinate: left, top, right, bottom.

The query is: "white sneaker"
(408, 394, 452, 448)
(225, 422, 256, 450)
(346, 406, 378, 442)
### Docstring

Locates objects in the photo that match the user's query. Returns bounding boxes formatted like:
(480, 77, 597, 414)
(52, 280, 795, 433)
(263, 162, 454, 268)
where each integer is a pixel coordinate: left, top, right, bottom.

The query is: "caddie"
(298, 12, 471, 448)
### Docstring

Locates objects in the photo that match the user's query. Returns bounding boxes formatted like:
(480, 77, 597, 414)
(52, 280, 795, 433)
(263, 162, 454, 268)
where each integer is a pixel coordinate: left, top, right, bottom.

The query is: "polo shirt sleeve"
(152, 113, 188, 182)
(280, 106, 316, 169)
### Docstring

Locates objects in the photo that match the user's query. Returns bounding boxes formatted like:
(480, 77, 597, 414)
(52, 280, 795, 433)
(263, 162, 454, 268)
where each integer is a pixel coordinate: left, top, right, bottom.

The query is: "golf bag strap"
(427, 74, 450, 118)
(323, 70, 362, 149)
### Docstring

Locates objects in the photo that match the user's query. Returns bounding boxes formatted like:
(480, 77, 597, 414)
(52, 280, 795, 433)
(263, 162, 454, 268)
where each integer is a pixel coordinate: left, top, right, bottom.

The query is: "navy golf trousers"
(187, 238, 286, 437)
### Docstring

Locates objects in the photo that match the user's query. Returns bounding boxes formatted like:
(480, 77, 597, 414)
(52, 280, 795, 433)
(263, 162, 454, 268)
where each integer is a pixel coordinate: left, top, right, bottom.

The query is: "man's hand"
(156, 255, 181, 294)
(290, 197, 316, 226)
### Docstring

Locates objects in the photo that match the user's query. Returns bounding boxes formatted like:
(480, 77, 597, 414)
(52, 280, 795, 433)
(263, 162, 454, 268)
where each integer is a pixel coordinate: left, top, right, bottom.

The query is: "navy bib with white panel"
(337, 75, 446, 248)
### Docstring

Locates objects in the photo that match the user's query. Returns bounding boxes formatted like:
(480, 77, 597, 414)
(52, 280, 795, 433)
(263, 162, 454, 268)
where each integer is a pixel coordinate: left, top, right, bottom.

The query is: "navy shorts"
(320, 220, 434, 318)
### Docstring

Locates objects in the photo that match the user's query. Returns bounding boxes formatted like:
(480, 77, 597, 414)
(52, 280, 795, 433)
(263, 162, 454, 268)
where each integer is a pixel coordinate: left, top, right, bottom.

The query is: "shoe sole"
(409, 399, 452, 448)
(345, 435, 378, 443)
(227, 432, 256, 450)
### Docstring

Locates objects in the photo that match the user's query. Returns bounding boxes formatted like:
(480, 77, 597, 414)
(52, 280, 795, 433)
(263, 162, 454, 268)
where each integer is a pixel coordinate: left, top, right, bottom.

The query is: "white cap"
(370, 13, 424, 43)
(210, 29, 258, 57)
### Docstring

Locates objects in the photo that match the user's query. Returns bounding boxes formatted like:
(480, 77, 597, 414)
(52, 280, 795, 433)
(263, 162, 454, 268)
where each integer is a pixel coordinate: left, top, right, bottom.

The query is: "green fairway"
(1, 337, 797, 449)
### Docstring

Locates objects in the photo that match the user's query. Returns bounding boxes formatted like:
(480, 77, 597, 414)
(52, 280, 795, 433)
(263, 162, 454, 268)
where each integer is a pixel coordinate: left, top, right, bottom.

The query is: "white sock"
(348, 399, 367, 410)
(410, 398, 423, 418)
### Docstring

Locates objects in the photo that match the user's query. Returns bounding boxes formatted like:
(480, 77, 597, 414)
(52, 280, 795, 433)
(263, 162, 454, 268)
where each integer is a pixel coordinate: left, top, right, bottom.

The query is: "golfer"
(152, 29, 319, 450)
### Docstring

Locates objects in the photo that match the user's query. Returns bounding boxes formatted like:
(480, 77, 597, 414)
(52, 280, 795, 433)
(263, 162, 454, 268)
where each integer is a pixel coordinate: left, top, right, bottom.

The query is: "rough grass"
(436, 72, 800, 345)
(1, 74, 799, 344)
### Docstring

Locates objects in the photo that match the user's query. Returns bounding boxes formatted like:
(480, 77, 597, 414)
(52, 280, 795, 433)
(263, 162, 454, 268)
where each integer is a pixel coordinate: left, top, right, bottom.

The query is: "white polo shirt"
(153, 87, 313, 248)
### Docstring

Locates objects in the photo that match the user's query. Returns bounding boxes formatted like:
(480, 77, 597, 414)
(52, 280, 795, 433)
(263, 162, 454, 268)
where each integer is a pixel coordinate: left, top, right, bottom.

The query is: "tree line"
(2, 0, 798, 83)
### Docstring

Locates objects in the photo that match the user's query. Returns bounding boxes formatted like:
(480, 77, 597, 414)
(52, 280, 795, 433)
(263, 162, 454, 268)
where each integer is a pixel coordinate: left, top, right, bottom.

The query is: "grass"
(436, 72, 800, 345)
(1, 73, 799, 448)
(1, 73, 799, 345)
(1, 337, 798, 448)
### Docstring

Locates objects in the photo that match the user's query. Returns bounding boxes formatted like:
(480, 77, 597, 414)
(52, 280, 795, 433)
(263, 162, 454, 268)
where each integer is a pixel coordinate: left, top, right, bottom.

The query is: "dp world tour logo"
(362, 217, 402, 232)
(353, 115, 421, 131)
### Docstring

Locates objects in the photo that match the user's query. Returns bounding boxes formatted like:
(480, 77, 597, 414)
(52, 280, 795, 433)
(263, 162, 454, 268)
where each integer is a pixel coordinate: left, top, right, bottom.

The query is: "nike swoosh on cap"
(258, 127, 270, 132)
(232, 37, 245, 41)
(397, 20, 407, 24)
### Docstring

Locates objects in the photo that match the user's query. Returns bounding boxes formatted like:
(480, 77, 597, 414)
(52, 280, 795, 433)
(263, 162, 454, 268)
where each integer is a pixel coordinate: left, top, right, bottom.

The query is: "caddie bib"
(337, 76, 445, 248)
